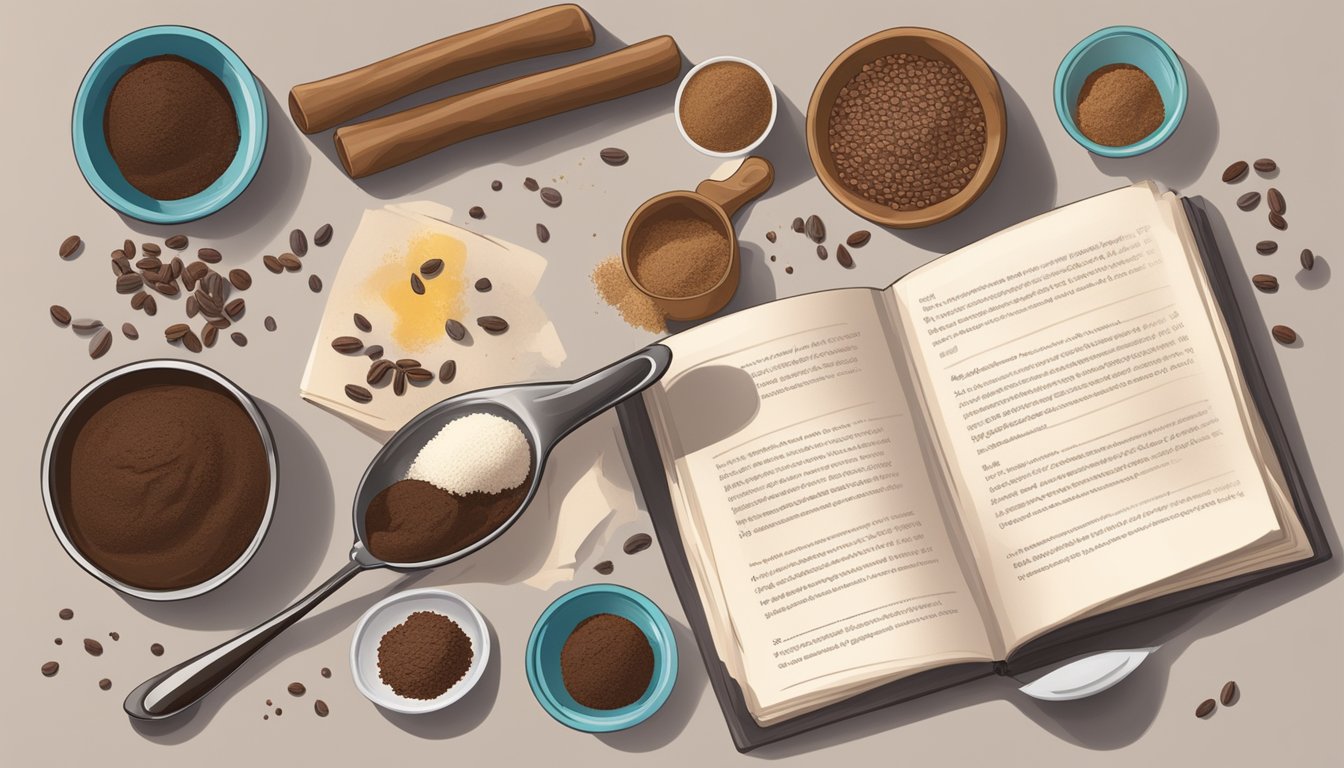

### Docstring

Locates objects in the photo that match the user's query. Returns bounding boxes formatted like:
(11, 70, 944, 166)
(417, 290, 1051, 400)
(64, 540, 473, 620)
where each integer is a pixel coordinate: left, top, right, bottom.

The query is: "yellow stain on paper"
(365, 232, 467, 352)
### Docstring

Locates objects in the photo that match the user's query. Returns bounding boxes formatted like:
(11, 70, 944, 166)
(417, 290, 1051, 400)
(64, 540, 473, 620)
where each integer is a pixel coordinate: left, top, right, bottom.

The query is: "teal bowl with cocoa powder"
(1054, 26, 1187, 158)
(71, 25, 267, 224)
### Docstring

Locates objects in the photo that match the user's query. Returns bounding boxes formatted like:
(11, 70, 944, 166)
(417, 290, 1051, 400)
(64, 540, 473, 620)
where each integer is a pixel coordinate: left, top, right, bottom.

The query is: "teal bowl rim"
(525, 583, 678, 733)
(70, 25, 267, 224)
(1053, 25, 1187, 158)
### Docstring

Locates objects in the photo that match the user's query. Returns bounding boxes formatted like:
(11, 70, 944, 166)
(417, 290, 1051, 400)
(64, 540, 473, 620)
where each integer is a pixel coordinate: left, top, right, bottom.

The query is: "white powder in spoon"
(406, 412, 531, 495)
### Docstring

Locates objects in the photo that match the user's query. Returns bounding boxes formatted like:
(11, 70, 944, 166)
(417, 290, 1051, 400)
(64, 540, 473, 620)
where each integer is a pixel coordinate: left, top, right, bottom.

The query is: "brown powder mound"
(1074, 64, 1165, 147)
(561, 613, 654, 710)
(103, 55, 240, 200)
(364, 476, 531, 564)
(630, 216, 730, 298)
(377, 610, 474, 700)
(60, 383, 268, 590)
(592, 257, 666, 333)
(679, 61, 772, 152)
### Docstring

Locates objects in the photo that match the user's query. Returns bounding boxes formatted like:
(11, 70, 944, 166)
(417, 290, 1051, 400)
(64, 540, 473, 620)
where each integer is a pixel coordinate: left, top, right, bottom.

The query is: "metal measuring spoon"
(124, 344, 671, 720)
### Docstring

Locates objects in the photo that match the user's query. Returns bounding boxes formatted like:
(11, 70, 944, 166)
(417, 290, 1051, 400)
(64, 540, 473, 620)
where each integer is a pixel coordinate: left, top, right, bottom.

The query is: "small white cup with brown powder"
(675, 56, 777, 157)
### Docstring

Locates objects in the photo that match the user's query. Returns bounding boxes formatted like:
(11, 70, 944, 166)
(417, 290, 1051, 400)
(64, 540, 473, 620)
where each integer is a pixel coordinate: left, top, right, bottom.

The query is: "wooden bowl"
(806, 28, 1007, 229)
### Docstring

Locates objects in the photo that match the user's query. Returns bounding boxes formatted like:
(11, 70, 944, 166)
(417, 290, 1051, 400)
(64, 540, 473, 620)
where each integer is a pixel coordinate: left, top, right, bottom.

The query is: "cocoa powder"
(364, 475, 531, 564)
(377, 610, 473, 700)
(561, 613, 654, 710)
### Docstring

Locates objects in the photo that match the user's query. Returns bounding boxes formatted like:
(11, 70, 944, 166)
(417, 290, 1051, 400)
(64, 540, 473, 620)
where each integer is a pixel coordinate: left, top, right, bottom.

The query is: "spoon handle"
(124, 557, 367, 720)
(527, 344, 672, 446)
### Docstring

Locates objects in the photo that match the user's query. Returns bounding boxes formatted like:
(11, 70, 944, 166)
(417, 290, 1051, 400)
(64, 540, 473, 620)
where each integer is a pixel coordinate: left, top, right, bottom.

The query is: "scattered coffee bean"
(1300, 249, 1314, 271)
(290, 229, 308, 257)
(150, 643, 164, 656)
(59, 608, 74, 620)
(99, 678, 112, 691)
(785, 266, 794, 274)
(474, 277, 491, 292)
(420, 258, 443, 277)
(600, 147, 629, 166)
(263, 254, 283, 274)
(59, 234, 82, 259)
(623, 532, 653, 555)
(165, 234, 188, 250)
(540, 187, 562, 207)
(345, 384, 373, 403)
(817, 245, 828, 260)
(536, 223, 550, 243)
(477, 315, 508, 333)
(288, 682, 306, 697)
(1256, 240, 1278, 255)
(194, 290, 220, 318)
(121, 322, 138, 340)
(116, 273, 144, 294)
(445, 319, 467, 341)
(314, 699, 330, 717)
(202, 323, 218, 348)
(112, 256, 131, 276)
(410, 273, 425, 294)
(1221, 161, 1248, 183)
(1267, 187, 1285, 216)
(769, 254, 776, 262)
(1195, 698, 1216, 718)
(55, 637, 62, 644)
(523, 177, 539, 191)
(84, 638, 104, 656)
(109, 632, 119, 641)
(439, 359, 457, 383)
(207, 316, 232, 331)
(846, 230, 871, 248)
(365, 344, 384, 359)
(225, 298, 246, 319)
(197, 247, 222, 263)
(309, 275, 322, 293)
(594, 560, 614, 575)
(765, 230, 777, 243)
(1271, 325, 1297, 344)
(321, 667, 331, 678)
(132, 291, 149, 311)
(42, 661, 59, 677)
(468, 206, 485, 219)
(395, 358, 421, 370)
(183, 330, 203, 353)
(71, 318, 103, 333)
(791, 217, 805, 233)
(279, 253, 303, 271)
(1236, 191, 1260, 211)
(368, 359, 396, 386)
(804, 214, 825, 243)
(136, 256, 162, 271)
(143, 295, 157, 316)
(1252, 274, 1278, 292)
(229, 332, 246, 347)
(89, 328, 112, 359)
(314, 223, 333, 247)
(1220, 680, 1238, 706)
(228, 269, 252, 290)
(837, 244, 855, 269)
(275, 707, 283, 716)
(332, 336, 364, 353)
(1269, 211, 1287, 230)
(405, 367, 434, 383)
(170, 257, 184, 280)
(50, 305, 72, 326)
(150, 280, 180, 297)
(1253, 158, 1276, 173)
(490, 180, 503, 191)
(142, 243, 161, 257)
(264, 315, 277, 332)
(393, 368, 407, 396)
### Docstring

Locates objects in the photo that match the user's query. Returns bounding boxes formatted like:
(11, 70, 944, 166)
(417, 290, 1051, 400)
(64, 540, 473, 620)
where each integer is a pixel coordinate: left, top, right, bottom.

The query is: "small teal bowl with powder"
(1054, 26, 1187, 158)
(526, 583, 677, 733)
(71, 25, 267, 224)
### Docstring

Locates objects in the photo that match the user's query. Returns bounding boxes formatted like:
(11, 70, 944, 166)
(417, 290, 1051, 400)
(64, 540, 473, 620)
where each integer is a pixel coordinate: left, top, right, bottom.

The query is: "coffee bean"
(225, 298, 245, 319)
(99, 678, 112, 691)
(846, 230, 872, 248)
(321, 668, 331, 678)
(1300, 248, 1314, 271)
(116, 273, 144, 294)
(1254, 158, 1276, 173)
(475, 277, 491, 292)
(197, 247, 222, 263)
(314, 699, 330, 717)
(50, 305, 71, 326)
(791, 217, 805, 233)
(332, 336, 363, 353)
(594, 560, 614, 575)
(393, 369, 407, 396)
(202, 323, 218, 348)
(150, 643, 164, 656)
(290, 229, 308, 257)
(623, 532, 653, 555)
(394, 358, 420, 370)
(314, 223, 333, 247)
(1216, 680, 1239, 706)
(84, 638, 104, 656)
(368, 359, 395, 386)
(230, 332, 248, 347)
(366, 344, 382, 358)
(1195, 698, 1216, 718)
(765, 230, 777, 243)
(344, 384, 372, 403)
(208, 316, 232, 330)
(438, 359, 457, 383)
(523, 177, 539, 191)
(71, 318, 103, 333)
(837, 244, 855, 269)
(785, 266, 794, 274)
(164, 234, 188, 250)
(228, 269, 252, 290)
(405, 367, 434, 383)
(59, 234, 82, 258)
(1221, 160, 1248, 183)
(1236, 191, 1260, 211)
(309, 275, 322, 292)
(1269, 211, 1287, 230)
(183, 296, 199, 319)
(143, 295, 157, 316)
(1272, 324, 1297, 344)
(42, 661, 59, 677)
(263, 254, 283, 274)
(121, 322, 138, 340)
(536, 223, 550, 243)
(59, 608, 74, 620)
(410, 273, 425, 294)
(182, 330, 203, 353)
(804, 214, 825, 243)
(150, 280, 180, 297)
(112, 256, 131, 276)
(1267, 187, 1285, 215)
(445, 319, 467, 341)
(540, 187, 562, 207)
(817, 245, 828, 260)
(600, 147, 629, 166)
(264, 315, 277, 332)
(121, 239, 135, 258)
(142, 242, 161, 257)
(468, 206, 485, 219)
(89, 328, 112, 359)
(170, 257, 184, 280)
(194, 290, 221, 317)
(279, 253, 303, 271)
(1252, 274, 1278, 292)
(129, 292, 148, 311)
(1256, 240, 1277, 255)
(288, 682, 306, 697)
(477, 315, 508, 333)
(490, 180, 503, 191)
(420, 258, 443, 277)
(275, 708, 283, 716)
(135, 256, 160, 272)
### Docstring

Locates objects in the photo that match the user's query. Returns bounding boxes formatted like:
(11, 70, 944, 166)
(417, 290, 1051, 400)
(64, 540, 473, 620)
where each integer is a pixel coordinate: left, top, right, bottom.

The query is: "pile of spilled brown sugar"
(591, 257, 667, 333)
(561, 613, 654, 710)
(629, 215, 730, 298)
(377, 611, 474, 699)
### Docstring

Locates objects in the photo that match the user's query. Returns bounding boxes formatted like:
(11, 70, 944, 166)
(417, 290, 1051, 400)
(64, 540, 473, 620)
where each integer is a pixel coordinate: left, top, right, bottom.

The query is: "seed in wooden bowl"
(314, 223, 333, 247)
(344, 384, 372, 403)
(332, 336, 363, 353)
(1271, 325, 1297, 345)
(1221, 161, 1248, 183)
(59, 235, 82, 258)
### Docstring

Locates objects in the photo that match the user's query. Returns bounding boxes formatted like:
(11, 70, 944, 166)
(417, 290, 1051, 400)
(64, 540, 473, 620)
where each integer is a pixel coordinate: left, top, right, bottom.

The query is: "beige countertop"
(2, 0, 1340, 765)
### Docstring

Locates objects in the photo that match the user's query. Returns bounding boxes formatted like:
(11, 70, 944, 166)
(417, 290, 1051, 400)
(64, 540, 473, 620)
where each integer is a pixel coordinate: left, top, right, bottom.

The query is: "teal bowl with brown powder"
(71, 25, 267, 224)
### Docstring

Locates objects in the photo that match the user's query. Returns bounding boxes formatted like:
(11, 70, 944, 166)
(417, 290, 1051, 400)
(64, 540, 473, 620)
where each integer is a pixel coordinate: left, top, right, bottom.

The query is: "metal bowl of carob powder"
(806, 27, 1007, 228)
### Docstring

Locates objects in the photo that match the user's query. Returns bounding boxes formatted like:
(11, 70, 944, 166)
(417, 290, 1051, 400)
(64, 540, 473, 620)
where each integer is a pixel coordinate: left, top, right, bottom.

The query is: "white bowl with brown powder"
(675, 56, 777, 157)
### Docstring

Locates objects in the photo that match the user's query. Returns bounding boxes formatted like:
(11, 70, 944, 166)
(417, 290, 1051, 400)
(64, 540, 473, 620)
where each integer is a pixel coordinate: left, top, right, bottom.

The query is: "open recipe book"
(616, 183, 1328, 750)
